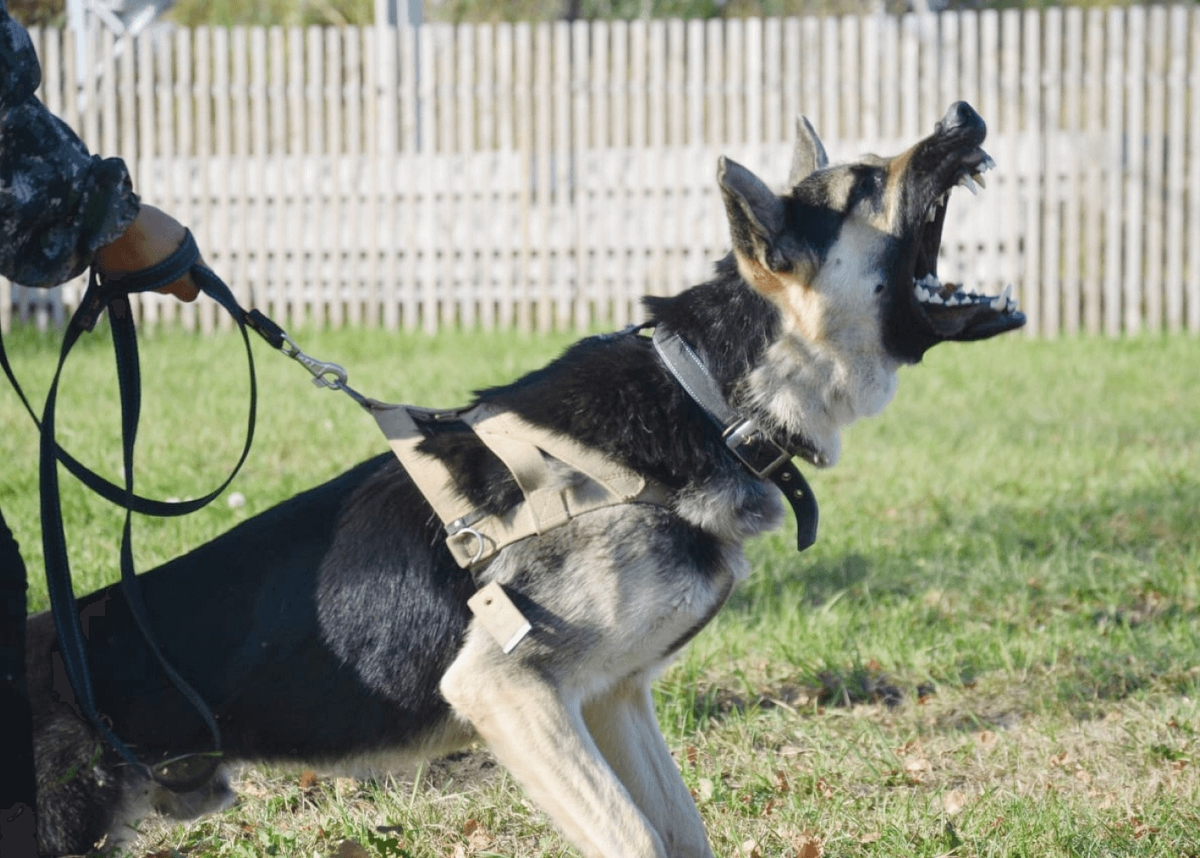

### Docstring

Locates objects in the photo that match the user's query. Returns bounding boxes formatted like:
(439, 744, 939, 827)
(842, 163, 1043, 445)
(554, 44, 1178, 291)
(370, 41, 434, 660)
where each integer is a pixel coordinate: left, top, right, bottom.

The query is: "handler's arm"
(0, 2, 198, 299)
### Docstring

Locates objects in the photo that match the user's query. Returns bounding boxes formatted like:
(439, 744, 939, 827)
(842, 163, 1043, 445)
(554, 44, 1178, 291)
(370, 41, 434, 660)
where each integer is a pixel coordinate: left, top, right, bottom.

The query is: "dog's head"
(719, 101, 1025, 367)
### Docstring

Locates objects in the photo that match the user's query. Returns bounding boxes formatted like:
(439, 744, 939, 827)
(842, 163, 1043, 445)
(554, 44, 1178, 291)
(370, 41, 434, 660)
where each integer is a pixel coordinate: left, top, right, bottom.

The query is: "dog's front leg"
(583, 674, 714, 858)
(441, 633, 668, 858)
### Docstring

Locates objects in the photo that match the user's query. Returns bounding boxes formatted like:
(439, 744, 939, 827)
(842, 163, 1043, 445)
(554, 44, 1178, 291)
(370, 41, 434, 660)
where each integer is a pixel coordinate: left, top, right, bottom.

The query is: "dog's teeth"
(991, 294, 1004, 310)
(982, 153, 997, 171)
(946, 294, 961, 306)
(926, 206, 938, 223)
(961, 174, 980, 196)
(927, 293, 944, 305)
(972, 172, 986, 189)
(1002, 283, 1013, 303)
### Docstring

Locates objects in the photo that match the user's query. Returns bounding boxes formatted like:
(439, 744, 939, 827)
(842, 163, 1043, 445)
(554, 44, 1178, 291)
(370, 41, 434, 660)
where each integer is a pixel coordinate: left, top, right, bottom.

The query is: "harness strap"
(372, 401, 668, 569)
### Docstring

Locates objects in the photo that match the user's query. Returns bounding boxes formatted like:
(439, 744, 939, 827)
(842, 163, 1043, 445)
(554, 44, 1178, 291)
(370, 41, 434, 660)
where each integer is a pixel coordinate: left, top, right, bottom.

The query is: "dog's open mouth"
(905, 103, 1025, 343)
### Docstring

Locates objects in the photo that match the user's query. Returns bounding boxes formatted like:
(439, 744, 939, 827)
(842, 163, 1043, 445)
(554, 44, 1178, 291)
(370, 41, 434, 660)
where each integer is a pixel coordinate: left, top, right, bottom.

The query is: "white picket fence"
(3, 6, 1200, 337)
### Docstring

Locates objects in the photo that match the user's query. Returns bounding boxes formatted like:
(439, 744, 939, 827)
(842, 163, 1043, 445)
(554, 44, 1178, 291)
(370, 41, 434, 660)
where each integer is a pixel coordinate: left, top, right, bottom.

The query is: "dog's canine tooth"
(991, 294, 1005, 310)
(961, 174, 980, 196)
(972, 172, 986, 189)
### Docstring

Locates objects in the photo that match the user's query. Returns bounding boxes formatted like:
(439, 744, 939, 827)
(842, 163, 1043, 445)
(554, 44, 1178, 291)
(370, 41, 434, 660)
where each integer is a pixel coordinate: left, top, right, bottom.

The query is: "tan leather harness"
(372, 401, 670, 569)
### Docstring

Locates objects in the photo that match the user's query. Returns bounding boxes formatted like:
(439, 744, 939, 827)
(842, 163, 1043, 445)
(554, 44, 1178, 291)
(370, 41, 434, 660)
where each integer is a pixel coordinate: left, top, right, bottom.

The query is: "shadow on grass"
(728, 478, 1200, 614)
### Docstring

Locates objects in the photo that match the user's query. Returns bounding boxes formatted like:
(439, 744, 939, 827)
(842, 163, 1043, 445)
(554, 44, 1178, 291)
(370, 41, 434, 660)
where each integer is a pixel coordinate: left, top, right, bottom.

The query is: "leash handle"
(6, 229, 374, 790)
(29, 233, 275, 791)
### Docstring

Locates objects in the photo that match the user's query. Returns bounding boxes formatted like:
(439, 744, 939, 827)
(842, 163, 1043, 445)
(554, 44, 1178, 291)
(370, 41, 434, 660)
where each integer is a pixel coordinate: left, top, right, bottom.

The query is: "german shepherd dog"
(27, 101, 1023, 857)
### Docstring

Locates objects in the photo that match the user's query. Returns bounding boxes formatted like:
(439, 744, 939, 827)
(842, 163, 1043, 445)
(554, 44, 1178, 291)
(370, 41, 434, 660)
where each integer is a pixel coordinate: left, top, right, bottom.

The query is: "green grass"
(3, 324, 1199, 857)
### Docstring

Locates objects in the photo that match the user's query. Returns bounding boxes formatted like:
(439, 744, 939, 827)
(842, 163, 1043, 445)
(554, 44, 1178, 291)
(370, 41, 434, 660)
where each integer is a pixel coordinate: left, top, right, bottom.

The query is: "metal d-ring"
(462, 527, 487, 565)
(447, 515, 489, 565)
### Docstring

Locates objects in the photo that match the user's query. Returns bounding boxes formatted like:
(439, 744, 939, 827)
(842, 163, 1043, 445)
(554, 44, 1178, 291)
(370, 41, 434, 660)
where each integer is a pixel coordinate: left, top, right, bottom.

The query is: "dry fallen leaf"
(943, 789, 967, 815)
(859, 831, 882, 845)
(1049, 752, 1073, 768)
(793, 830, 824, 858)
(299, 769, 319, 790)
(815, 777, 834, 799)
(739, 838, 761, 857)
(904, 756, 932, 775)
(775, 770, 790, 793)
(697, 778, 714, 801)
(240, 780, 268, 798)
(977, 730, 998, 747)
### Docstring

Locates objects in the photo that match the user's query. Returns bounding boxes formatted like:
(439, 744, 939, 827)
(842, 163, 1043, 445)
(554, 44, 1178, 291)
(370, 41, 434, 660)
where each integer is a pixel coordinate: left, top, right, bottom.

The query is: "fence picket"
(1188, 9, 1200, 334)
(1041, 8, 1061, 339)
(1061, 7, 1082, 335)
(1122, 7, 1146, 335)
(1164, 7, 1187, 333)
(1103, 9, 1124, 336)
(1143, 6, 1167, 334)
(1083, 9, 1103, 335)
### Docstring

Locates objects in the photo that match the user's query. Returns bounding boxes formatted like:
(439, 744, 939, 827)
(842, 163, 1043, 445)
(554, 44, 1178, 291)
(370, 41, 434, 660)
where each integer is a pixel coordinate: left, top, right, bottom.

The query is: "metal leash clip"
(279, 333, 350, 391)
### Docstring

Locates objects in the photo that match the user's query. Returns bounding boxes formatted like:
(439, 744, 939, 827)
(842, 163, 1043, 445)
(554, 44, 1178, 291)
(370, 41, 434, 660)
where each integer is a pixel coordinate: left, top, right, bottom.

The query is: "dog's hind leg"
(583, 674, 714, 858)
(440, 633, 668, 858)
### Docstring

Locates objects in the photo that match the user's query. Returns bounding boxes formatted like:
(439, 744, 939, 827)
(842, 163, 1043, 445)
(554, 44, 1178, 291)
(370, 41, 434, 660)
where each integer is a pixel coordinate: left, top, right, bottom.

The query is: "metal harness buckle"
(723, 419, 791, 479)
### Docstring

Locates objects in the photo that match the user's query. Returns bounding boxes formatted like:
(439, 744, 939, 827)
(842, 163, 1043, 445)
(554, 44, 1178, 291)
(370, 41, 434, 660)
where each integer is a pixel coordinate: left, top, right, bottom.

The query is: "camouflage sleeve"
(0, 0, 139, 289)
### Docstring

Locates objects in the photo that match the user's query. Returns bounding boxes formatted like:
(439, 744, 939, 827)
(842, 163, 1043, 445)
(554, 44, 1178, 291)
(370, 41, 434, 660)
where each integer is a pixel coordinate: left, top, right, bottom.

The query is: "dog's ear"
(786, 115, 829, 188)
(719, 156, 795, 293)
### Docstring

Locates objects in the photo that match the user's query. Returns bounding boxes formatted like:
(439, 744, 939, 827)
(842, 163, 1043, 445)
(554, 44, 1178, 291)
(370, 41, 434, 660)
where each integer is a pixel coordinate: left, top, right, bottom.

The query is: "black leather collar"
(650, 326, 819, 552)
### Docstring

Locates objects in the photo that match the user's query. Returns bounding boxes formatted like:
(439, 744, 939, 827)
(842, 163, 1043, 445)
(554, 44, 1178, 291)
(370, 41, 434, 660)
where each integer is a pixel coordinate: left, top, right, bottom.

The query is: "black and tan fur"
(27, 102, 1023, 857)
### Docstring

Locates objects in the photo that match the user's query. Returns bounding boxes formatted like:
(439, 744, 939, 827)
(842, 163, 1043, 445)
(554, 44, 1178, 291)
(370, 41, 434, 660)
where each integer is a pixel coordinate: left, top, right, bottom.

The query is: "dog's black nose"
(938, 101, 984, 134)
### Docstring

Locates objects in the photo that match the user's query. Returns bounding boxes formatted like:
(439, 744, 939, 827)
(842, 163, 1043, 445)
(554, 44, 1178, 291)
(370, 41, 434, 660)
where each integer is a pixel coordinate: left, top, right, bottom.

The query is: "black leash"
(650, 326, 819, 552)
(1, 231, 365, 791)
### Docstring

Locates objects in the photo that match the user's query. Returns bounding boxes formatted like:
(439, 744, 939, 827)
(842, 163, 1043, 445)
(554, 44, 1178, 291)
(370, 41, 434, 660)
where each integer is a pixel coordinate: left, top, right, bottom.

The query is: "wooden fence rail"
(3, 7, 1199, 337)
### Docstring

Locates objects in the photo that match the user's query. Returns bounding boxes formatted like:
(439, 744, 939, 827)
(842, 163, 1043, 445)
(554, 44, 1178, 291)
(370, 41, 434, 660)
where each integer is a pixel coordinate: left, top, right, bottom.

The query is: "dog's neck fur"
(648, 255, 897, 468)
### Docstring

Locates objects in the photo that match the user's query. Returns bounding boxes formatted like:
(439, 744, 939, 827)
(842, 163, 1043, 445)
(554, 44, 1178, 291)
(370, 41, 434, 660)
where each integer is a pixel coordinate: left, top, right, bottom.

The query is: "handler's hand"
(92, 205, 205, 302)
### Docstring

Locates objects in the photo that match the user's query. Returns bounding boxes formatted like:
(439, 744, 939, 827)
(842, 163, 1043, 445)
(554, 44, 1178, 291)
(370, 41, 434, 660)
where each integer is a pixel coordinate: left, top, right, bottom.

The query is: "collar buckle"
(723, 419, 791, 479)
